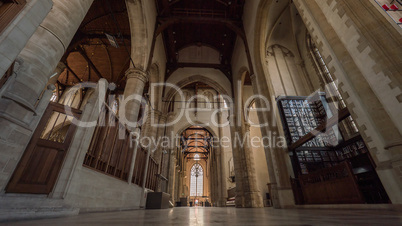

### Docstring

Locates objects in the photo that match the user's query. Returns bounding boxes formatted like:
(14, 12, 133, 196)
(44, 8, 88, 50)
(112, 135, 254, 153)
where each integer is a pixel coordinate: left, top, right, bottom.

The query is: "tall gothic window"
(190, 163, 203, 197)
(307, 35, 359, 139)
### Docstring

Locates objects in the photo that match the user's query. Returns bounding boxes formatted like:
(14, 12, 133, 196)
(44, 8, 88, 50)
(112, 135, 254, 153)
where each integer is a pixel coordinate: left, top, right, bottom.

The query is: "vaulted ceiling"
(58, 0, 131, 91)
(181, 126, 212, 160)
(58, 0, 246, 90)
(155, 0, 246, 80)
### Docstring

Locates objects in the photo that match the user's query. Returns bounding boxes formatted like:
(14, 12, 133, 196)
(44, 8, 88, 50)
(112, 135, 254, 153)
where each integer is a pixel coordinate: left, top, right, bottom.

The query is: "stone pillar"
(212, 147, 222, 207)
(294, 0, 402, 204)
(121, 68, 148, 131)
(242, 122, 263, 208)
(0, 0, 94, 191)
(228, 114, 244, 207)
(249, 73, 294, 208)
(174, 168, 181, 202)
(217, 111, 227, 207)
(165, 113, 176, 200)
(228, 113, 263, 208)
(167, 147, 176, 201)
(0, 0, 53, 77)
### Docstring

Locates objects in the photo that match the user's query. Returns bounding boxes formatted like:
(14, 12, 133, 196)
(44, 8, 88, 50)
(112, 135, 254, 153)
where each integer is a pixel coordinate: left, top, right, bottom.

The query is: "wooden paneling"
(83, 104, 134, 181)
(145, 156, 159, 191)
(298, 161, 364, 204)
(0, 0, 26, 33)
(132, 146, 147, 186)
(6, 102, 81, 194)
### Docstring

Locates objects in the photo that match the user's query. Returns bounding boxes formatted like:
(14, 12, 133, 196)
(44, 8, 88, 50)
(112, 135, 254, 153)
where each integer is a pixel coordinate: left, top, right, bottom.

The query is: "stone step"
(0, 206, 79, 222)
(0, 195, 79, 222)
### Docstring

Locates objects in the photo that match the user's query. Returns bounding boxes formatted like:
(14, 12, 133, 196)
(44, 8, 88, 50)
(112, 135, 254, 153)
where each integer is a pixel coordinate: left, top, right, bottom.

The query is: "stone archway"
(162, 74, 232, 114)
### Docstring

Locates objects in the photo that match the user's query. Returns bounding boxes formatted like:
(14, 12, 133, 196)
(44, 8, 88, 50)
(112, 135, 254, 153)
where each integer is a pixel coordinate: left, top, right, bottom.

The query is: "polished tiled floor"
(2, 207, 402, 226)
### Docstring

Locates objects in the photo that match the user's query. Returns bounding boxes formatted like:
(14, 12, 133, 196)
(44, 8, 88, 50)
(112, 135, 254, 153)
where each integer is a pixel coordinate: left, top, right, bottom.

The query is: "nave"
(3, 207, 402, 226)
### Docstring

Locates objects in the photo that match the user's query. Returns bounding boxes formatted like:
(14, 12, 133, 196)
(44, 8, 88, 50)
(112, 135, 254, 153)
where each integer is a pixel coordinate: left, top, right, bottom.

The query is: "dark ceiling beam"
(62, 32, 131, 62)
(184, 151, 209, 155)
(159, 0, 172, 16)
(166, 27, 177, 63)
(100, 38, 113, 81)
(65, 64, 82, 82)
(77, 46, 104, 79)
(216, 0, 229, 6)
(168, 62, 230, 70)
(115, 57, 130, 84)
(156, 16, 245, 39)
(183, 146, 209, 148)
(182, 147, 209, 152)
(80, 10, 128, 29)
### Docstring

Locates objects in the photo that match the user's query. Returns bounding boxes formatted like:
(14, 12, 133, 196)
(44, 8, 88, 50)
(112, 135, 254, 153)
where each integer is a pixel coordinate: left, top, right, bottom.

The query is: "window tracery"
(190, 163, 203, 197)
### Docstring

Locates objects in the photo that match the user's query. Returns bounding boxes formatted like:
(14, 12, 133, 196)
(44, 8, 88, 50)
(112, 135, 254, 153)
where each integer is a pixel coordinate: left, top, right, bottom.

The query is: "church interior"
(0, 0, 401, 224)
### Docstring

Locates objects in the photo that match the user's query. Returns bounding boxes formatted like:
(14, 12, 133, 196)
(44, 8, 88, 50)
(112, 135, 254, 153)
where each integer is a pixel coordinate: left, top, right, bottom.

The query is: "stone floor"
(2, 207, 402, 226)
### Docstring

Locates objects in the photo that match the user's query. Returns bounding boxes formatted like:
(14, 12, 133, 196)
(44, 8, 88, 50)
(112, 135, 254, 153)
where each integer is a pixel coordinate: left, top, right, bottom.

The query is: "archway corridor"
(0, 0, 402, 224)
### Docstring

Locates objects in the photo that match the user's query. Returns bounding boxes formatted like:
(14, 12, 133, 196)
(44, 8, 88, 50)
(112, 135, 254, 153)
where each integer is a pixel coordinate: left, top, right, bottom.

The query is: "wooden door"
(6, 102, 81, 194)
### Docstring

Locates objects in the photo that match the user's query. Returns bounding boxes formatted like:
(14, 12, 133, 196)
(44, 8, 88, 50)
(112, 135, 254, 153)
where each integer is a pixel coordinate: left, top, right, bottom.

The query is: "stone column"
(216, 111, 227, 207)
(228, 114, 244, 207)
(249, 73, 294, 208)
(174, 169, 181, 202)
(228, 113, 263, 208)
(165, 113, 176, 199)
(212, 146, 222, 206)
(121, 68, 148, 131)
(167, 147, 176, 201)
(242, 122, 263, 208)
(0, 0, 53, 77)
(0, 0, 94, 191)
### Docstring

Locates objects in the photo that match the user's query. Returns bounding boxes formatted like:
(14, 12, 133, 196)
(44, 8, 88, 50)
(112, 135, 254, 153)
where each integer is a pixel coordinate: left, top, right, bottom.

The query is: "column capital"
(125, 68, 148, 84)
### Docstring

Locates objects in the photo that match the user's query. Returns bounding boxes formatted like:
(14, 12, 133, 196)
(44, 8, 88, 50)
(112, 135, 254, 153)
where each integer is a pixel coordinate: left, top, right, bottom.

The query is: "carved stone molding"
(125, 68, 148, 84)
